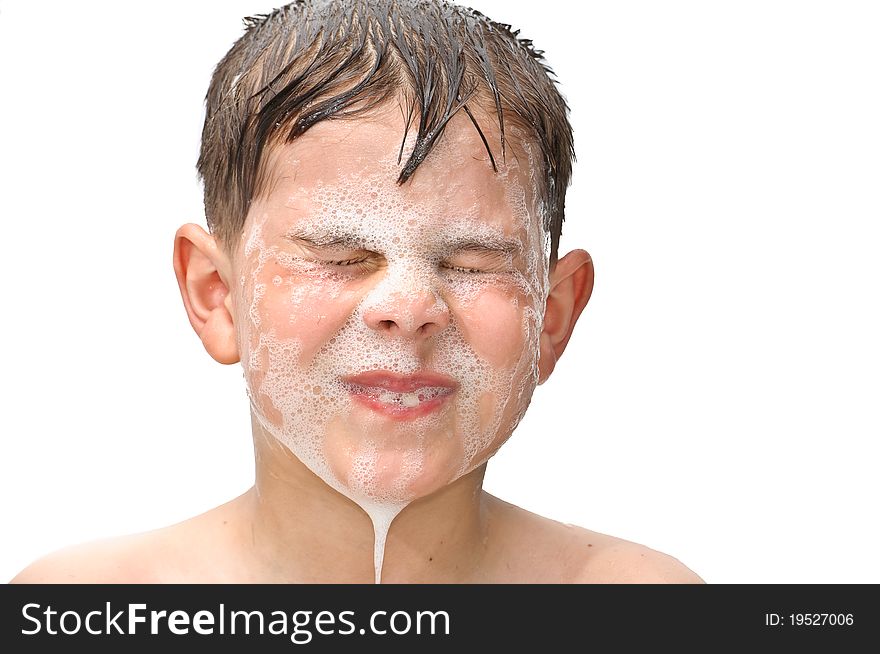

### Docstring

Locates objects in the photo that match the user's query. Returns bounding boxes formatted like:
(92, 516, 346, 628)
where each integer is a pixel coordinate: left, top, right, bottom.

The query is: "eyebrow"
(444, 236, 522, 257)
(283, 227, 367, 249)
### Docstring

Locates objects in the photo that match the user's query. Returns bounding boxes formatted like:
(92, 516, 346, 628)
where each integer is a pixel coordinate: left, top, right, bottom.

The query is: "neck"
(233, 414, 490, 583)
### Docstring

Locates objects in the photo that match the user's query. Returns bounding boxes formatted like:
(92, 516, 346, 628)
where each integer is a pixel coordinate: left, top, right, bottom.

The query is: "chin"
(320, 430, 469, 504)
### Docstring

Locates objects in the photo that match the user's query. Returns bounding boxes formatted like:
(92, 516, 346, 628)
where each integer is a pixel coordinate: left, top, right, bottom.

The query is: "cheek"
(254, 265, 360, 345)
(454, 285, 536, 370)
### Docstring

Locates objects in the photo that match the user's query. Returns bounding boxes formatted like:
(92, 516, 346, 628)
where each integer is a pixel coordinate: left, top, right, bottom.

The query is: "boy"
(13, 0, 701, 583)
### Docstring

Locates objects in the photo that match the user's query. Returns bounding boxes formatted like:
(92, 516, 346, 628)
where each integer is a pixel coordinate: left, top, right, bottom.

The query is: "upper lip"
(341, 370, 458, 392)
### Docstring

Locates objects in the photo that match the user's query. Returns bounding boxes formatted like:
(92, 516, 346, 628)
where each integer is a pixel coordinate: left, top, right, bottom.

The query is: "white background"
(1, 0, 878, 584)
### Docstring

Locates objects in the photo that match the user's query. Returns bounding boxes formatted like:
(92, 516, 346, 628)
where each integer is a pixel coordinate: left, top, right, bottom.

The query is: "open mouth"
(341, 372, 457, 420)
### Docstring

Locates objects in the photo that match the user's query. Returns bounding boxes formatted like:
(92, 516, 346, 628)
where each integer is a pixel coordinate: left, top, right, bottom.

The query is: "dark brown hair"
(198, 0, 574, 261)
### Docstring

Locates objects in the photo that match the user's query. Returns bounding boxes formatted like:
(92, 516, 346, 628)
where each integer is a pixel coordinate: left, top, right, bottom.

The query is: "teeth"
(402, 393, 420, 407)
(359, 385, 450, 407)
(378, 391, 422, 407)
(376, 391, 422, 407)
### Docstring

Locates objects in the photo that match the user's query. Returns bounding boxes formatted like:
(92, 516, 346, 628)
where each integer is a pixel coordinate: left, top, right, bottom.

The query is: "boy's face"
(231, 106, 550, 506)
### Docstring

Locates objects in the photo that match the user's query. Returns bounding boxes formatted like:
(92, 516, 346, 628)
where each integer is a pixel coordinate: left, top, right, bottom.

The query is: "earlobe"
(173, 224, 240, 364)
(537, 250, 594, 384)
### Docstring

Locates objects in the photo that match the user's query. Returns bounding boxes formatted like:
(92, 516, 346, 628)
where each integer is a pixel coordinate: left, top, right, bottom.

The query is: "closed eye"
(441, 263, 494, 274)
(441, 248, 513, 274)
(283, 232, 382, 274)
(324, 256, 381, 274)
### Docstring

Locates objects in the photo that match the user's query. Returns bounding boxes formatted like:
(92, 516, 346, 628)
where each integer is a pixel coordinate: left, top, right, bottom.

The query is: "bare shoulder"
(9, 533, 173, 584)
(484, 494, 704, 584)
(570, 533, 705, 584)
(10, 499, 243, 584)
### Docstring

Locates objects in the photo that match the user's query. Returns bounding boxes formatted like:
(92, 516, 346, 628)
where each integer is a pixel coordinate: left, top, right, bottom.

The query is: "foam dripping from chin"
(360, 500, 406, 583)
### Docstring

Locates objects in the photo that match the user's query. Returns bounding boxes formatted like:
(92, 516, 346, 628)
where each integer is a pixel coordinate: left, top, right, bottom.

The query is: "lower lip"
(346, 388, 453, 421)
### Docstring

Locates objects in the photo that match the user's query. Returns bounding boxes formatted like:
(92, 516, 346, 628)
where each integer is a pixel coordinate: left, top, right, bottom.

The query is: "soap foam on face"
(233, 125, 550, 583)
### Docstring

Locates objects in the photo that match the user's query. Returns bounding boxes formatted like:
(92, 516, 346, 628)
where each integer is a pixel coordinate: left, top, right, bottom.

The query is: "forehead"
(253, 107, 541, 237)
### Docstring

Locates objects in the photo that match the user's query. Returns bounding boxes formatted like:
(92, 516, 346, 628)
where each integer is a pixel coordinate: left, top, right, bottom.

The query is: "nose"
(361, 286, 450, 339)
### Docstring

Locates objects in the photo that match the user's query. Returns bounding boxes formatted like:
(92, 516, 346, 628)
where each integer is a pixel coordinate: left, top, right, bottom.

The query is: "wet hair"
(198, 0, 574, 262)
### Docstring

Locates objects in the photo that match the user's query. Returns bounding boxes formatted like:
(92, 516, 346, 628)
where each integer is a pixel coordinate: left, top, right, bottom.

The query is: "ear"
(537, 249, 594, 384)
(172, 224, 240, 364)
